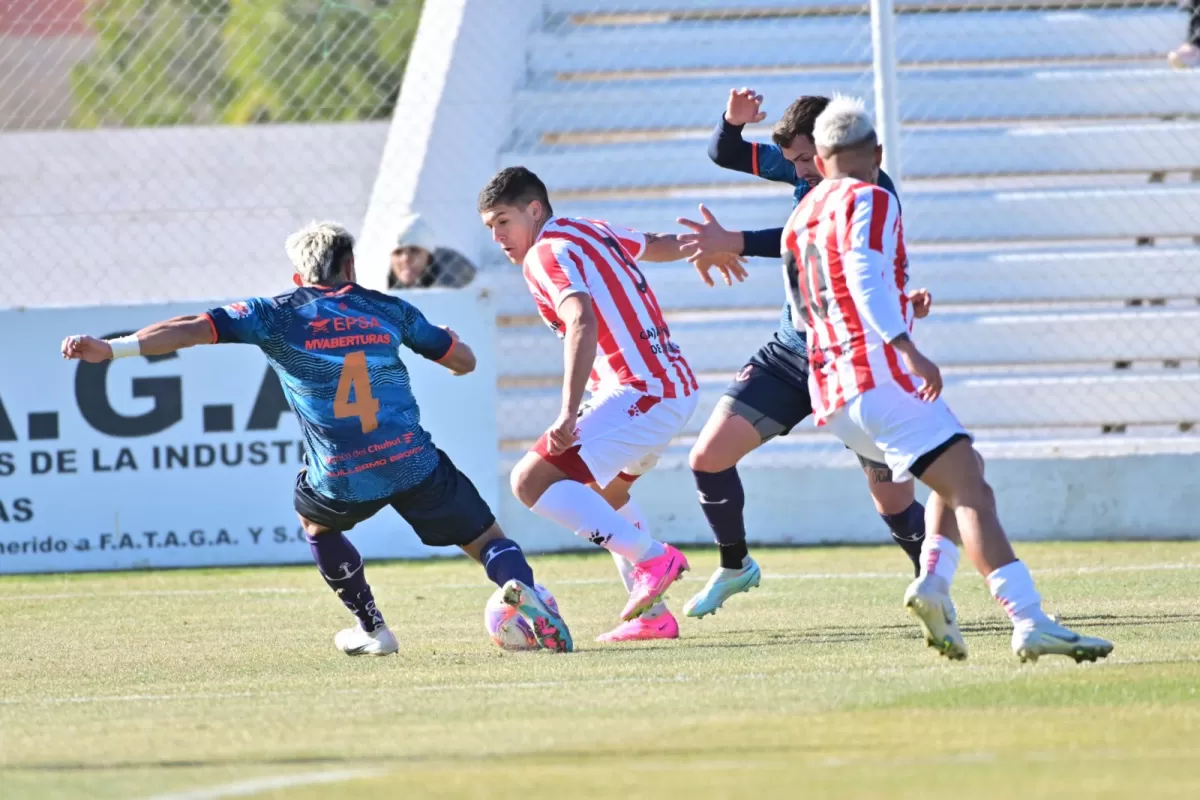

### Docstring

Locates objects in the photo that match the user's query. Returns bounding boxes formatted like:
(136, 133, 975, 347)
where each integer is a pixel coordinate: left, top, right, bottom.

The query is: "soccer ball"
(484, 584, 557, 651)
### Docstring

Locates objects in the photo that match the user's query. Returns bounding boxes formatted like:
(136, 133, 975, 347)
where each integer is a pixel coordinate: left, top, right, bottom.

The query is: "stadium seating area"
(493, 0, 1200, 460)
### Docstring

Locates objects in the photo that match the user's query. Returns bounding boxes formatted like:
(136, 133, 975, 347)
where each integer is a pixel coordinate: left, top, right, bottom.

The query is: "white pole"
(869, 0, 903, 188)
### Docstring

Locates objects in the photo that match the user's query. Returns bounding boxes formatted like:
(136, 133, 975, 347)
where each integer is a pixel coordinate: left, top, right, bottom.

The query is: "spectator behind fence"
(1168, 0, 1199, 68)
(387, 213, 477, 290)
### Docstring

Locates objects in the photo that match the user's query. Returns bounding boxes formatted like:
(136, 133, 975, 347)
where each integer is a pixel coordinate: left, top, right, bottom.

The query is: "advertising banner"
(0, 289, 498, 574)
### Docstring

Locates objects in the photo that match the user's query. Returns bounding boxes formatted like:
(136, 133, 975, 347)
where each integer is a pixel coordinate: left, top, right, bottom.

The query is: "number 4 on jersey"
(334, 350, 380, 434)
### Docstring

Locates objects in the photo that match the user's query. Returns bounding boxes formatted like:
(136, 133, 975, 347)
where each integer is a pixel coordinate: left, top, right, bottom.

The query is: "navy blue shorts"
(721, 338, 889, 474)
(293, 449, 495, 548)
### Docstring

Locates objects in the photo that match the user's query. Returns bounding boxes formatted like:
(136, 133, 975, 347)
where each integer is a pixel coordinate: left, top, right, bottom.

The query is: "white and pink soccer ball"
(484, 584, 558, 651)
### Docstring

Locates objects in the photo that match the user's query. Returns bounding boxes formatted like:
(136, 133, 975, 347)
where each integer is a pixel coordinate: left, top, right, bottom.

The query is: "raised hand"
(61, 335, 112, 363)
(724, 88, 766, 126)
(677, 204, 747, 287)
(909, 288, 932, 319)
(691, 252, 749, 287)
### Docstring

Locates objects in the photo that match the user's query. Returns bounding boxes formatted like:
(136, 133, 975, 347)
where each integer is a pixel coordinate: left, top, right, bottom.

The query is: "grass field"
(2, 541, 1199, 799)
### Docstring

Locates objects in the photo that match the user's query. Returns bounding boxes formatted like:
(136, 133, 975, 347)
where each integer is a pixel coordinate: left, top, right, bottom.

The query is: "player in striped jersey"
(675, 90, 927, 619)
(781, 96, 1112, 663)
(479, 167, 743, 642)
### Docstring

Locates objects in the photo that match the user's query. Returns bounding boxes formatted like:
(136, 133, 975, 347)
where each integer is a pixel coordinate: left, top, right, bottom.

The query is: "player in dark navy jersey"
(61, 221, 572, 655)
(674, 91, 931, 618)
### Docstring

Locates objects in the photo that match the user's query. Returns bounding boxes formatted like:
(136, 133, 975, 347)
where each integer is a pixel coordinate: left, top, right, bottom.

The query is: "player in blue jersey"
(675, 91, 931, 617)
(60, 221, 573, 655)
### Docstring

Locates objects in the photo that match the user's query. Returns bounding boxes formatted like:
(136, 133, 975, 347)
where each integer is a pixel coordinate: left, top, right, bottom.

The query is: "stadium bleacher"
(491, 0, 1200, 467)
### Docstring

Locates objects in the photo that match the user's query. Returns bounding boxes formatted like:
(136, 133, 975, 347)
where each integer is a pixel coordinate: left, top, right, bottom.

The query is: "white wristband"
(107, 335, 141, 360)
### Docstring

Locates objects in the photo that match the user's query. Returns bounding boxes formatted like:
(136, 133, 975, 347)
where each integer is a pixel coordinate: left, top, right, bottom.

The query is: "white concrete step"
(496, 369, 1200, 440)
(497, 307, 1200, 378)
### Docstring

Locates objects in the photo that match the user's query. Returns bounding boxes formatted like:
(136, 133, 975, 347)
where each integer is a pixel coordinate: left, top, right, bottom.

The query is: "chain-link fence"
(3, 0, 1199, 459)
(0, 0, 447, 310)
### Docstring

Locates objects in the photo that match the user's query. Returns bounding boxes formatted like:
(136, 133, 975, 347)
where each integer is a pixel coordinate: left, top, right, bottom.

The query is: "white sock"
(531, 481, 665, 563)
(614, 500, 668, 619)
(919, 533, 960, 587)
(986, 560, 1051, 629)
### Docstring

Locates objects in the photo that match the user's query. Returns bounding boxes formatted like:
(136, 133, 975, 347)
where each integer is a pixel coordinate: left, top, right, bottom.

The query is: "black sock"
(306, 531, 384, 632)
(480, 537, 535, 588)
(694, 466, 749, 570)
(881, 501, 926, 577)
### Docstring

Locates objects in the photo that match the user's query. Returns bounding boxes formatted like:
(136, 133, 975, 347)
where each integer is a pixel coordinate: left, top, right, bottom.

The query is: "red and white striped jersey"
(523, 216, 698, 399)
(781, 178, 915, 422)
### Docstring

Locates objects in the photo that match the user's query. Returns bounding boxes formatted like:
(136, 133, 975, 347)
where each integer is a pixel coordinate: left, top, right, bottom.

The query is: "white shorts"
(535, 385, 698, 488)
(824, 383, 971, 482)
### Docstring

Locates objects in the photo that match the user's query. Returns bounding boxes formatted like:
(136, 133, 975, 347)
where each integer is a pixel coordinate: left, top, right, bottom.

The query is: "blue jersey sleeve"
(385, 296, 454, 361)
(878, 169, 900, 213)
(708, 117, 800, 186)
(206, 297, 278, 346)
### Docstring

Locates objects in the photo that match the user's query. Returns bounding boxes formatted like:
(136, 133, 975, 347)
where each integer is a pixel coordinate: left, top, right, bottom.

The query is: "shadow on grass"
(5, 743, 806, 774)
(585, 611, 1200, 655)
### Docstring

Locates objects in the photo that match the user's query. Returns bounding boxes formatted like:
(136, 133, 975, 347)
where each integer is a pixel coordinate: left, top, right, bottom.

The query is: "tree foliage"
(71, 0, 421, 127)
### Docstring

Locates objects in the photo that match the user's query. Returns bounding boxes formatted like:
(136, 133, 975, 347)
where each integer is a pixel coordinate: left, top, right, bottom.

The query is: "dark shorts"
(720, 339, 890, 475)
(293, 449, 495, 548)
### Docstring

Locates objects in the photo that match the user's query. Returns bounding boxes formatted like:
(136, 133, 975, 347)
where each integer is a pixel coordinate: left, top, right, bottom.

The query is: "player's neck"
(531, 214, 552, 241)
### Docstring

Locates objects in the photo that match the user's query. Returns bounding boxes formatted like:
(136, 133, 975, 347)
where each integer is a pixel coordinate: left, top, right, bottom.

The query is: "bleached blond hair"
(813, 94, 876, 154)
(284, 221, 355, 284)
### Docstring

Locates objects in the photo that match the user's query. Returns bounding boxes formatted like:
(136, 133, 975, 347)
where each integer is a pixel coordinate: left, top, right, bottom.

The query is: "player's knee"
(689, 436, 737, 473)
(509, 458, 547, 508)
(868, 480, 914, 516)
(297, 515, 332, 538)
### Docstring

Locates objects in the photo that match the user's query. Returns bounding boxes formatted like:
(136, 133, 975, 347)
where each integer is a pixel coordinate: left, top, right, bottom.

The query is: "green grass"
(2, 541, 1199, 799)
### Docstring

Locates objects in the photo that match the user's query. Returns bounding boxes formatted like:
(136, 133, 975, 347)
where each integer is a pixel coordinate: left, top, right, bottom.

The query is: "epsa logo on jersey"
(307, 315, 382, 335)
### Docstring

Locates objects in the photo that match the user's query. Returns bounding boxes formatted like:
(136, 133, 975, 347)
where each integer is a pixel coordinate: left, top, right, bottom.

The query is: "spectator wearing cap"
(1169, 0, 1199, 68)
(387, 213, 477, 290)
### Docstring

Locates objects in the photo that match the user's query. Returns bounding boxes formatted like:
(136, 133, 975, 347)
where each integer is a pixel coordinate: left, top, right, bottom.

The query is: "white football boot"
(334, 622, 399, 656)
(903, 574, 968, 661)
(1012, 619, 1113, 664)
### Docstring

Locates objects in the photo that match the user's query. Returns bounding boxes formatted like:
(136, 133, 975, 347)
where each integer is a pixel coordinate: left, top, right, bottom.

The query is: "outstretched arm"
(640, 227, 749, 287)
(61, 315, 216, 363)
(435, 327, 477, 376)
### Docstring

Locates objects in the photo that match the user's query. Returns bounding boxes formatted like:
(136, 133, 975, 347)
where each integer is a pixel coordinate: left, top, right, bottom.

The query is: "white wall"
(0, 123, 386, 309)
(496, 442, 1200, 552)
(356, 0, 541, 292)
(0, 288, 497, 574)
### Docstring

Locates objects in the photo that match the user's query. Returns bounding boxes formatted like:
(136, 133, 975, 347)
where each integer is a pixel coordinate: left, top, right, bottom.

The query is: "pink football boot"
(620, 545, 689, 621)
(596, 610, 680, 643)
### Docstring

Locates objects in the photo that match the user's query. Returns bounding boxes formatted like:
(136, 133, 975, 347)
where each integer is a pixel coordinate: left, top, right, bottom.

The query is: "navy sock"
(694, 467, 749, 570)
(481, 537, 535, 588)
(881, 501, 926, 577)
(306, 532, 384, 632)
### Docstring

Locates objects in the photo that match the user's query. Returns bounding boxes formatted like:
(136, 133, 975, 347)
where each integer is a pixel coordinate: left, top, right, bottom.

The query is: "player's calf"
(302, 523, 386, 635)
(916, 438, 1113, 662)
(862, 460, 926, 577)
(511, 452, 667, 568)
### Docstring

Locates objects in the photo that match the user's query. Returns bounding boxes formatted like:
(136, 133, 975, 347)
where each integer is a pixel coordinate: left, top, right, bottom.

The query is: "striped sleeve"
(526, 239, 590, 308)
(840, 187, 908, 343)
(594, 221, 647, 261)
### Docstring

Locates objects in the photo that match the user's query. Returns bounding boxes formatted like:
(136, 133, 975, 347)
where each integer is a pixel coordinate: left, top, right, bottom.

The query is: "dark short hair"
(477, 166, 553, 216)
(772, 96, 830, 149)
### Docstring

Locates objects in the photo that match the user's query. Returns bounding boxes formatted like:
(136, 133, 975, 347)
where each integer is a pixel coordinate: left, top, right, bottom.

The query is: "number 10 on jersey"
(784, 242, 831, 330)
